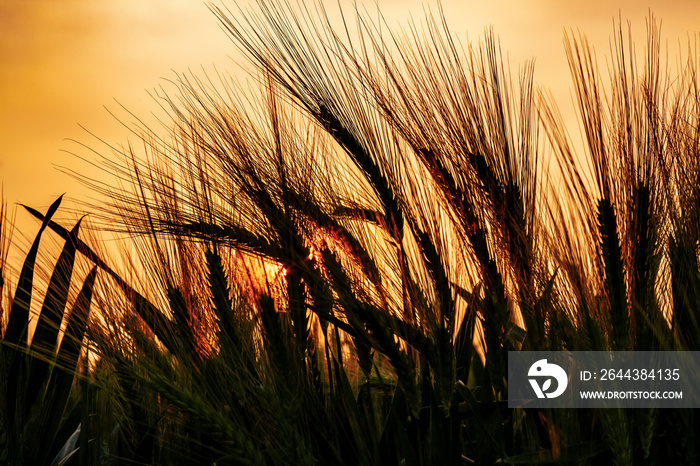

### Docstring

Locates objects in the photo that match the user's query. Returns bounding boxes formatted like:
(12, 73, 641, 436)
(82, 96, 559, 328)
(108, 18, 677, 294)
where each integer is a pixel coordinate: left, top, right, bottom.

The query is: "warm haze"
(1, 0, 699, 221)
(2, 1, 700, 463)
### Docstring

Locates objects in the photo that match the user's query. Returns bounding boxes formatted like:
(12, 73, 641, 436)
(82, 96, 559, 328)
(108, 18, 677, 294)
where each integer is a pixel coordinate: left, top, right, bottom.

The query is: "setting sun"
(2, 1, 700, 464)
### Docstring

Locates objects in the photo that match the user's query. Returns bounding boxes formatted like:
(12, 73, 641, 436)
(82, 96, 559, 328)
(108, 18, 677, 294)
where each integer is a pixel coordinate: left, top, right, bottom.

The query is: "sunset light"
(2, 1, 700, 464)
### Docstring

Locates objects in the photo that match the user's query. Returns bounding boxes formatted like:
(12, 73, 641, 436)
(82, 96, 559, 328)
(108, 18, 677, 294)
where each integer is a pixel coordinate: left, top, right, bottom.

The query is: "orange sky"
(1, 0, 699, 231)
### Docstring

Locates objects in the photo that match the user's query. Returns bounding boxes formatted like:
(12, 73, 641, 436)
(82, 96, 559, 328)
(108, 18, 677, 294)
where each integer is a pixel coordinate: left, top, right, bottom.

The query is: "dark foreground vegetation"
(2, 3, 700, 464)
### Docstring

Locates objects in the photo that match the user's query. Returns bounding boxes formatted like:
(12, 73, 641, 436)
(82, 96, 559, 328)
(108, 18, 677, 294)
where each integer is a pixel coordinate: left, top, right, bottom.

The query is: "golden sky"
(1, 0, 699, 229)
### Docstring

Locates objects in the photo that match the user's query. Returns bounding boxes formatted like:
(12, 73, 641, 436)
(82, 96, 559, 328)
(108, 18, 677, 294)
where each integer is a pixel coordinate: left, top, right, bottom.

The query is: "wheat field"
(1, 3, 699, 465)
